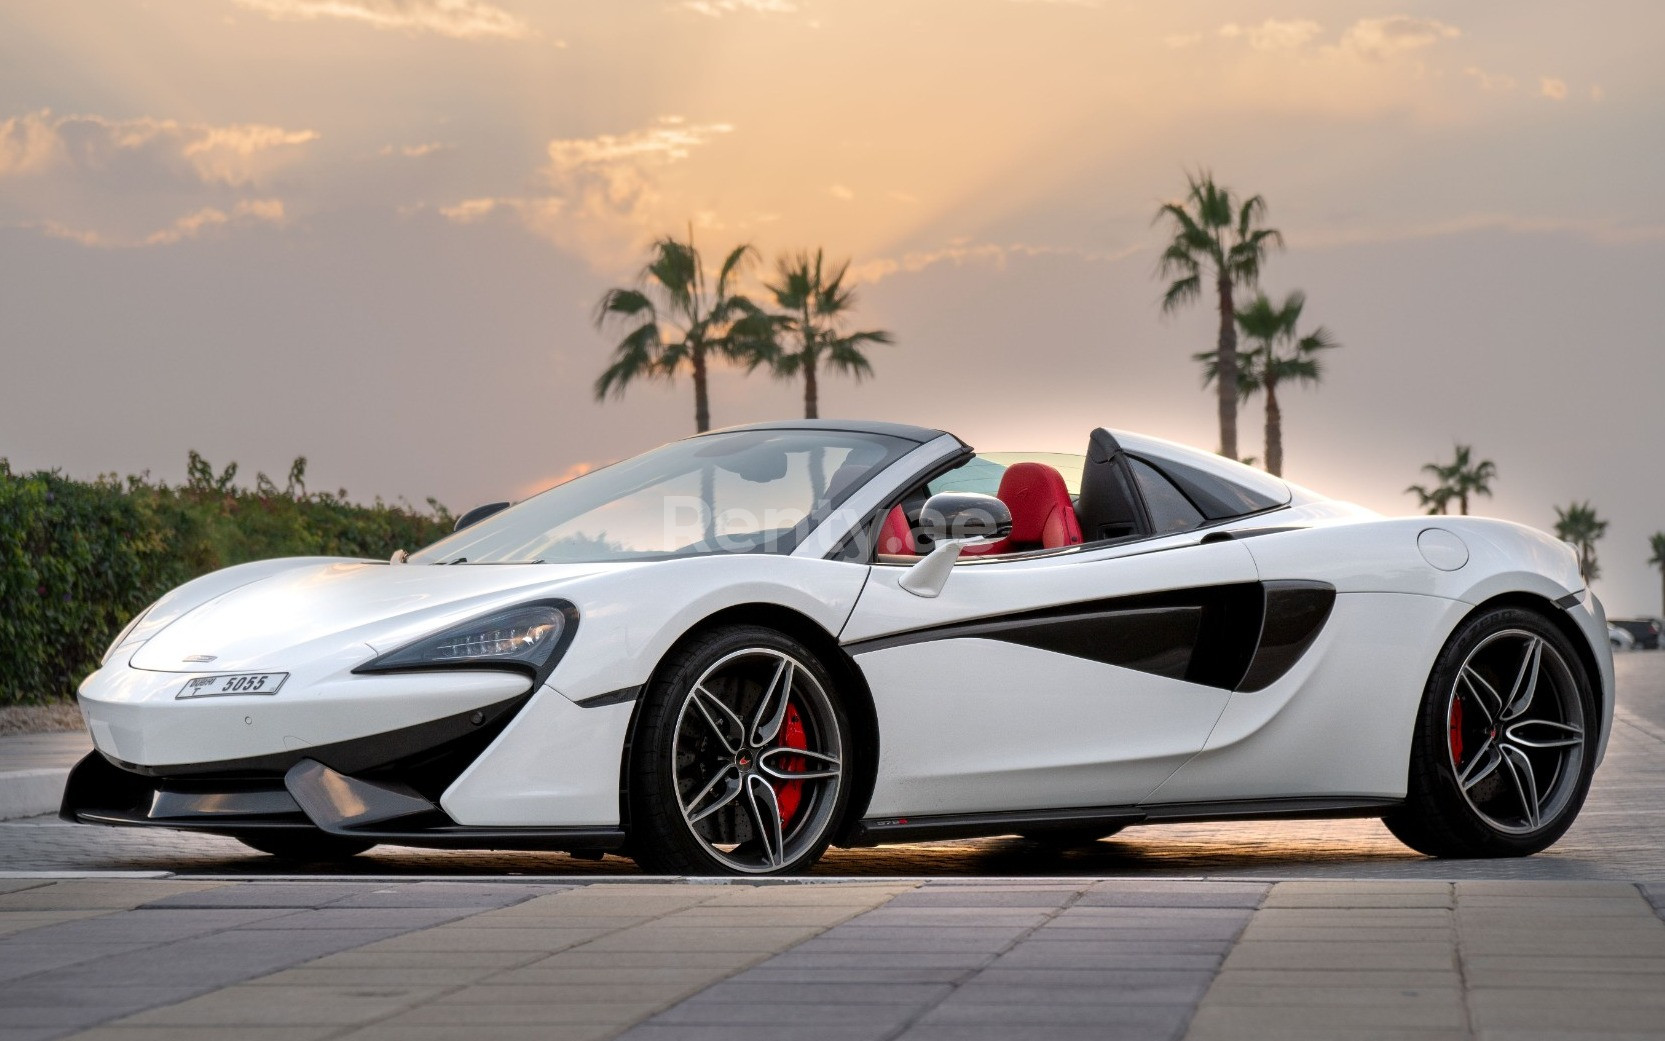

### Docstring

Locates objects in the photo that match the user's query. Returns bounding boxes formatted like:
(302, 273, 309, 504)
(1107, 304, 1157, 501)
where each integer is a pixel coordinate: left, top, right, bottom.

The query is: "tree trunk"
(1263, 378, 1282, 476)
(1658, 568, 1663, 616)
(1459, 492, 1469, 516)
(1215, 275, 1238, 461)
(804, 357, 819, 420)
(691, 345, 710, 433)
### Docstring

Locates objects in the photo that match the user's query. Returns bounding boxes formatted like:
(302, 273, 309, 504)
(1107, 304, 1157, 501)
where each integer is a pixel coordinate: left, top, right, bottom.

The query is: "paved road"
(4, 654, 1664, 882)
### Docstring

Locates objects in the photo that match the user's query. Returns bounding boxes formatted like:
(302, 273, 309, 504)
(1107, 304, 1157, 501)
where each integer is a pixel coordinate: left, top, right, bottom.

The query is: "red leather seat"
(878, 505, 915, 555)
(961, 461, 1083, 556)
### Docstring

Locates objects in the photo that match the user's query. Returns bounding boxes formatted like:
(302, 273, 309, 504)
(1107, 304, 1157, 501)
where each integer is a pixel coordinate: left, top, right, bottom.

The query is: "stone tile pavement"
(1, 877, 1663, 1041)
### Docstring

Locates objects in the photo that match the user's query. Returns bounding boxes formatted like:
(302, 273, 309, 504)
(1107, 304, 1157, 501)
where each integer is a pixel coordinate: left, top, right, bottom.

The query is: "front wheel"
(628, 625, 852, 875)
(1385, 607, 1597, 858)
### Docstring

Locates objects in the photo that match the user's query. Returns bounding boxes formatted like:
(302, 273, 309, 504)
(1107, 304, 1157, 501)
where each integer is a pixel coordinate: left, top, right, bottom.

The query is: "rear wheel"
(628, 625, 852, 875)
(235, 831, 375, 862)
(1385, 607, 1597, 858)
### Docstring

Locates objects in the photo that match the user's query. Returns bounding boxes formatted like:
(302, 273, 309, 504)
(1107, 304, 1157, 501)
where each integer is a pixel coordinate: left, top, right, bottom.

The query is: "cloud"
(1590, 84, 1605, 102)
(1219, 19, 1323, 51)
(229, 0, 533, 40)
(0, 110, 317, 186)
(0, 110, 314, 247)
(516, 461, 602, 500)
(379, 141, 454, 158)
(1464, 67, 1517, 92)
(829, 184, 854, 201)
(39, 198, 288, 248)
(1163, 33, 1202, 49)
(680, 0, 796, 16)
(846, 239, 1143, 285)
(437, 116, 734, 267)
(1540, 77, 1569, 101)
(1335, 16, 1460, 60)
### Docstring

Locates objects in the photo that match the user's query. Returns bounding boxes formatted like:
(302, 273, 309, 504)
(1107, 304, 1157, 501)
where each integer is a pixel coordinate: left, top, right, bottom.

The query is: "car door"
(842, 535, 1261, 819)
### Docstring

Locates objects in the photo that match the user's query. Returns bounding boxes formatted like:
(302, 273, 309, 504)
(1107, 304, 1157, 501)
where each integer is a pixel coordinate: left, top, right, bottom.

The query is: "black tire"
(1019, 826, 1124, 847)
(628, 624, 853, 876)
(235, 831, 376, 862)
(1384, 606, 1598, 858)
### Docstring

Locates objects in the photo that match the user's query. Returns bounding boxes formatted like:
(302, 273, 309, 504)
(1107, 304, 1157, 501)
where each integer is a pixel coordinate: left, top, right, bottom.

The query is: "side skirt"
(843, 795, 1401, 847)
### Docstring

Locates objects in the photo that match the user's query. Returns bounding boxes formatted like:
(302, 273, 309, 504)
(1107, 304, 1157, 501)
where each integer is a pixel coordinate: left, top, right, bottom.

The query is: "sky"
(2, 0, 1663, 613)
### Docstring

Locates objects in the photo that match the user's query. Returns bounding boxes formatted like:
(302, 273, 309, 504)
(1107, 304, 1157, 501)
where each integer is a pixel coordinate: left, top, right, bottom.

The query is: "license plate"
(176, 672, 288, 699)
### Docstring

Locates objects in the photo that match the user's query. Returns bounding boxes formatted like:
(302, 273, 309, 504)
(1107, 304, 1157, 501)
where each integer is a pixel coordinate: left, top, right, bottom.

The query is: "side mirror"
(900, 492, 1012, 599)
(918, 492, 1013, 543)
(453, 501, 511, 533)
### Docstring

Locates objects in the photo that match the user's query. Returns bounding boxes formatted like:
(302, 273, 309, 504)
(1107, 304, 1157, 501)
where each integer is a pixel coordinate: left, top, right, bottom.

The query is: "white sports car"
(67, 421, 1613, 875)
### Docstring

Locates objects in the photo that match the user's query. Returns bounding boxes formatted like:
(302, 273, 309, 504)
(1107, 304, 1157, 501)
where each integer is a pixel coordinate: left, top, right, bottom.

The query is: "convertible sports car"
(67, 420, 1613, 875)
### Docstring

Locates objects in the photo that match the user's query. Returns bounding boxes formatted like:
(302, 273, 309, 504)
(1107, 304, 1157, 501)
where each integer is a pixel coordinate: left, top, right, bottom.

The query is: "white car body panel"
(1148, 592, 1465, 804)
(441, 689, 635, 827)
(857, 638, 1234, 815)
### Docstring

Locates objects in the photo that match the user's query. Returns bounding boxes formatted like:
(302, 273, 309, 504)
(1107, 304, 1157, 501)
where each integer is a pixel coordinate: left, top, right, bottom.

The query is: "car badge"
(183, 654, 217, 663)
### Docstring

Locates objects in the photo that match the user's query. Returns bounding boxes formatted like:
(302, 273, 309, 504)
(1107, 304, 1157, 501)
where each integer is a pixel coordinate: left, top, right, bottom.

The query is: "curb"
(0, 769, 69, 821)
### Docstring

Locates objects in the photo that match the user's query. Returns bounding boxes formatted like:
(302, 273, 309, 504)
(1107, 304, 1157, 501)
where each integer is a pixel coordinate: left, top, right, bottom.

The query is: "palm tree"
(1404, 481, 1454, 516)
(1553, 501, 1608, 585)
(1196, 290, 1338, 477)
(593, 229, 772, 433)
(1406, 445, 1497, 516)
(1155, 171, 1283, 461)
(762, 249, 893, 420)
(1648, 532, 1665, 615)
(1446, 446, 1498, 516)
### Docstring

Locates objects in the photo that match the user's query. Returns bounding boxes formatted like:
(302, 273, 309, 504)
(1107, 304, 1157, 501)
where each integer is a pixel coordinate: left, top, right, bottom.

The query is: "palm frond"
(713, 242, 758, 300)
(593, 322, 666, 400)
(593, 287, 656, 329)
(824, 333, 882, 380)
(1160, 273, 1203, 314)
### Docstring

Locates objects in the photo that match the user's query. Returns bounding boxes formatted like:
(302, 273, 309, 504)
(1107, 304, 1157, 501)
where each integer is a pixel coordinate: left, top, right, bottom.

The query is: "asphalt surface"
(4, 652, 1663, 882)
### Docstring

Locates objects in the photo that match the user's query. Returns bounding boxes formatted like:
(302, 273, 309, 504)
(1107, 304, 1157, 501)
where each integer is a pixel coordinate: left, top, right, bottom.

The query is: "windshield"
(928, 452, 1087, 497)
(411, 429, 914, 564)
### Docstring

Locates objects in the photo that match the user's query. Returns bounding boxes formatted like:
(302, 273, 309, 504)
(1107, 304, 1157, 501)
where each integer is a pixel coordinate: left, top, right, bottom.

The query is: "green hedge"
(0, 454, 450, 705)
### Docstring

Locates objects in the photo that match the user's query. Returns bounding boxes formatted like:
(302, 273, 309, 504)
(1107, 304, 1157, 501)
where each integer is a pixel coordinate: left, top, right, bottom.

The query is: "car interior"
(869, 428, 1267, 564)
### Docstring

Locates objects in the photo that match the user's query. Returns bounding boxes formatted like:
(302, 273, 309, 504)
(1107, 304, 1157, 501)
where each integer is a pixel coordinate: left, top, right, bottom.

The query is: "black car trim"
(844, 795, 1400, 846)
(573, 685, 642, 708)
(1237, 581, 1337, 692)
(845, 581, 1337, 692)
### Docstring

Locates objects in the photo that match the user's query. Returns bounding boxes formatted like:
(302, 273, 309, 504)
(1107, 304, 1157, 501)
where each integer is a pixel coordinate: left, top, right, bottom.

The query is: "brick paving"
(0, 877, 1661, 1041)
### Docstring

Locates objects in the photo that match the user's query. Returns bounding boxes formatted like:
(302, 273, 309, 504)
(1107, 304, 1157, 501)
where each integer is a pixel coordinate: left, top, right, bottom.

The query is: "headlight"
(356, 600, 578, 686)
(102, 602, 157, 665)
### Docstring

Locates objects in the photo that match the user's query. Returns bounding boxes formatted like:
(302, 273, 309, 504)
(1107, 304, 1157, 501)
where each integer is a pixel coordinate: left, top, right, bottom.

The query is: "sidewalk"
(0, 732, 90, 821)
(2, 877, 1664, 1041)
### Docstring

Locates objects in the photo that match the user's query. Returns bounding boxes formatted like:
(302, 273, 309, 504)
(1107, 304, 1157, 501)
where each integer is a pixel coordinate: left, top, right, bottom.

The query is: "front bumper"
(60, 694, 625, 851)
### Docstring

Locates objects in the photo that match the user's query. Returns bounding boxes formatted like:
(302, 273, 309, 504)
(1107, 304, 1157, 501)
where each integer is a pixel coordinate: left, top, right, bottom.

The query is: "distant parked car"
(1609, 624, 1636, 651)
(1611, 618, 1661, 650)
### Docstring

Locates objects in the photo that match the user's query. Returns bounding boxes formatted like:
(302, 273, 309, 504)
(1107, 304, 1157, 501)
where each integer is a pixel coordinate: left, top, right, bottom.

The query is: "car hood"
(130, 559, 623, 673)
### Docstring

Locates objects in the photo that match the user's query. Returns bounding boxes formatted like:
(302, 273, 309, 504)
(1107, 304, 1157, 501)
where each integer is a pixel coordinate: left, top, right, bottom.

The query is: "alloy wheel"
(671, 647, 844, 873)
(1446, 629, 1586, 835)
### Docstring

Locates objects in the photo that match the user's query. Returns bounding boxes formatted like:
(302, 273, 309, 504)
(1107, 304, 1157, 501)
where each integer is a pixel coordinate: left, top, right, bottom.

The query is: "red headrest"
(996, 462, 1083, 549)
(878, 505, 914, 555)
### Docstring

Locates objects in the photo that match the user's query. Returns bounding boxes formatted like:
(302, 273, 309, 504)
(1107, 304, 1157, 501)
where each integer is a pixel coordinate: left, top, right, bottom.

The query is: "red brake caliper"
(1448, 695, 1464, 765)
(772, 704, 808, 826)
